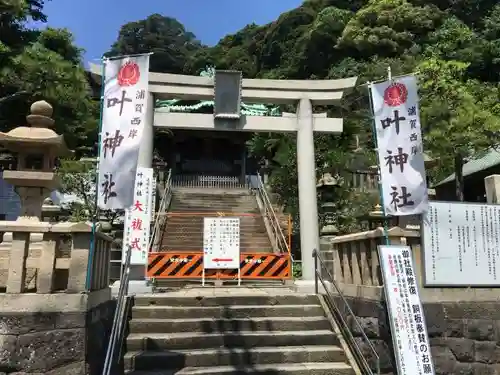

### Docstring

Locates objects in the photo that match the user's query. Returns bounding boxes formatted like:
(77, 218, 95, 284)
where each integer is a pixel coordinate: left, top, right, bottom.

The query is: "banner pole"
(367, 80, 390, 245)
(86, 57, 107, 290)
(104, 52, 154, 61)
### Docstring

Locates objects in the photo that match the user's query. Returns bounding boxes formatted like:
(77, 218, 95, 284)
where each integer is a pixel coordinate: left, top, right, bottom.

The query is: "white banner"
(97, 54, 150, 210)
(203, 217, 240, 269)
(122, 167, 154, 265)
(370, 76, 428, 215)
(379, 245, 435, 375)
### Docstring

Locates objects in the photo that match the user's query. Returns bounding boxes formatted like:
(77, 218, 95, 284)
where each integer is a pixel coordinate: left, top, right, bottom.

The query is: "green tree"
(337, 0, 443, 58)
(108, 14, 202, 74)
(57, 158, 121, 223)
(112, 0, 500, 228)
(0, 2, 98, 156)
(418, 58, 500, 200)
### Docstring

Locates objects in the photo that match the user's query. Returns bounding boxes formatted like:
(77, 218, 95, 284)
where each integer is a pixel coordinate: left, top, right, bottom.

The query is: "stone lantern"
(317, 172, 342, 236)
(0, 100, 70, 222)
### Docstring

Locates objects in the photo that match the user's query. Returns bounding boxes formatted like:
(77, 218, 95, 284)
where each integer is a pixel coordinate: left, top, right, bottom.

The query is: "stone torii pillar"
(296, 98, 320, 280)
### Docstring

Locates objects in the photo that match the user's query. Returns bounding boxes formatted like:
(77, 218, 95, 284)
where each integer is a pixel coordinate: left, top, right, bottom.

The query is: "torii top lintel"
(89, 63, 357, 105)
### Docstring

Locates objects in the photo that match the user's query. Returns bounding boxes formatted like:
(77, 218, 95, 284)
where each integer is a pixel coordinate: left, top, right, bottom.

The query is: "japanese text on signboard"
(123, 167, 154, 265)
(423, 201, 500, 286)
(380, 245, 435, 375)
(203, 217, 240, 269)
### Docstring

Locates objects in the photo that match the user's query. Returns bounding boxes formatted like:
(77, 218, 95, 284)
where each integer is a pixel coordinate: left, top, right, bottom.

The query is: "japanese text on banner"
(379, 245, 435, 375)
(97, 54, 150, 210)
(370, 76, 428, 215)
(122, 167, 153, 265)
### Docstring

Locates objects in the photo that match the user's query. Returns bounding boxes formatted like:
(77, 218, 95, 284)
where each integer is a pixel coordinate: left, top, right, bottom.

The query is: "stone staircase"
(159, 189, 273, 253)
(124, 293, 355, 375)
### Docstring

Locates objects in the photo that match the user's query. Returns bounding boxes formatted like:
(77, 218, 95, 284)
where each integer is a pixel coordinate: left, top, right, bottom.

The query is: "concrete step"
(158, 248, 274, 253)
(173, 193, 255, 198)
(160, 241, 272, 248)
(132, 304, 325, 320)
(172, 196, 255, 201)
(160, 242, 272, 247)
(171, 202, 257, 208)
(160, 237, 271, 242)
(127, 362, 354, 375)
(170, 210, 261, 215)
(133, 294, 318, 307)
(170, 203, 259, 211)
(128, 316, 331, 334)
(161, 231, 270, 236)
(124, 345, 347, 371)
(163, 223, 267, 228)
(162, 230, 269, 236)
(164, 218, 266, 224)
(126, 330, 339, 351)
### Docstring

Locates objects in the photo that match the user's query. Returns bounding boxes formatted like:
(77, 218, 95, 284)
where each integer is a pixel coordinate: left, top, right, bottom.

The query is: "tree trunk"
(454, 153, 464, 201)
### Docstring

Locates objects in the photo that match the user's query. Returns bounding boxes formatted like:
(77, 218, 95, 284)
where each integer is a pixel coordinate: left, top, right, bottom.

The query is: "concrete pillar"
(485, 175, 500, 204)
(296, 98, 320, 281)
(137, 92, 155, 169)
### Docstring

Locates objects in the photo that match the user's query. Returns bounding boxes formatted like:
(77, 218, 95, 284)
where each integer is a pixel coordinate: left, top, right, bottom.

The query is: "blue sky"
(39, 0, 303, 66)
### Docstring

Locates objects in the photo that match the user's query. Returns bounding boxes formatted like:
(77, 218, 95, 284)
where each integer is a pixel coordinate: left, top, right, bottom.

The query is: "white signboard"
(122, 167, 154, 265)
(370, 76, 428, 215)
(379, 245, 435, 375)
(203, 217, 240, 269)
(97, 54, 150, 210)
(422, 201, 500, 286)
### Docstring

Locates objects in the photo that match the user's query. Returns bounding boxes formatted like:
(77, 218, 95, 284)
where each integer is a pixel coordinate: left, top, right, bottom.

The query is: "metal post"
(313, 249, 318, 294)
(296, 98, 320, 281)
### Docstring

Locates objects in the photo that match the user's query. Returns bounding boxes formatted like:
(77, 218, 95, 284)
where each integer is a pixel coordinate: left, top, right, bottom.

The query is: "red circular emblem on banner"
(117, 61, 140, 86)
(383, 82, 408, 107)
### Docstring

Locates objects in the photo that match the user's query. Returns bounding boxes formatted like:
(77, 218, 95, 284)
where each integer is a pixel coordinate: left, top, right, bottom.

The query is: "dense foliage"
(4, 0, 500, 231)
(0, 0, 98, 155)
(184, 0, 500, 225)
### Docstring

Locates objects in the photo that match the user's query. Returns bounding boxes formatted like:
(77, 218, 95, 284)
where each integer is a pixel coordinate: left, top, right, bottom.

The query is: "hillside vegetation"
(3, 0, 500, 230)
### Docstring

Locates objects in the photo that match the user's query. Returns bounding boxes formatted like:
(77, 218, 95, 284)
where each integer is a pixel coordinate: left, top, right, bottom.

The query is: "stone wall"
(0, 299, 115, 374)
(345, 296, 500, 375)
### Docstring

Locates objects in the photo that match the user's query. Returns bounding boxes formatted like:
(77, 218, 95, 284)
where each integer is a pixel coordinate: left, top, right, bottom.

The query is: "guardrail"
(313, 249, 380, 375)
(150, 169, 172, 252)
(172, 174, 249, 189)
(102, 245, 132, 375)
(255, 172, 290, 254)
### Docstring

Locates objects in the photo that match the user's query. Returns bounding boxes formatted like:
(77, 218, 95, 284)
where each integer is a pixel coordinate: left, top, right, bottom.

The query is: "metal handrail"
(102, 244, 132, 375)
(149, 169, 172, 251)
(255, 172, 289, 254)
(313, 249, 380, 375)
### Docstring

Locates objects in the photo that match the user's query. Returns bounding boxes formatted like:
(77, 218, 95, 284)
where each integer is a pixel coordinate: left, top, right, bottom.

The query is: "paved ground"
(112, 279, 320, 296)
(134, 286, 306, 298)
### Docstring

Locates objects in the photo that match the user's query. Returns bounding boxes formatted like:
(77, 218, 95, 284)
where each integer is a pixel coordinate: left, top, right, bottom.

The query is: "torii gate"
(90, 64, 357, 281)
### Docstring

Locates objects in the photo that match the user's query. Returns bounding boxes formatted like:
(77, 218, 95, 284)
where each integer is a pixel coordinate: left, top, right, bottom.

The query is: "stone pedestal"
(0, 291, 115, 375)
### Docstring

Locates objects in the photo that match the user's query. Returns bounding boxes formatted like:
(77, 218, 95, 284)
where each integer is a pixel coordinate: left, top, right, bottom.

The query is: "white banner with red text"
(370, 76, 428, 215)
(122, 167, 154, 265)
(97, 54, 150, 210)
